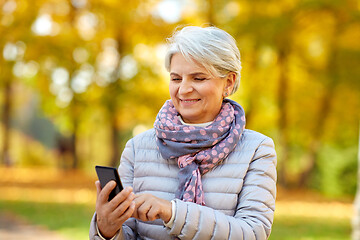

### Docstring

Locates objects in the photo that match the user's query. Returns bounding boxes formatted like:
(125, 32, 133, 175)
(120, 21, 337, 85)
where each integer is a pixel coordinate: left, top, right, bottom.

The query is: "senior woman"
(90, 26, 277, 240)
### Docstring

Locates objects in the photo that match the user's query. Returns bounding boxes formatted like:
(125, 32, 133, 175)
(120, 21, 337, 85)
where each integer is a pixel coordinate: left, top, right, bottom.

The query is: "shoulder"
(230, 129, 276, 164)
(126, 128, 157, 149)
(121, 128, 160, 166)
(239, 129, 275, 149)
(132, 128, 156, 141)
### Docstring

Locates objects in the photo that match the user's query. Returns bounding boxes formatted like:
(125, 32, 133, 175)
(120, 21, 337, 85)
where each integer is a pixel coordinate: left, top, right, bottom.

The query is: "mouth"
(179, 98, 200, 106)
(181, 99, 200, 103)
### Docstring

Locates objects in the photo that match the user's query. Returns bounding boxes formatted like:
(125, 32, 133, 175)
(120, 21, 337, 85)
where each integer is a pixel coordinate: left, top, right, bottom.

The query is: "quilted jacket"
(90, 128, 277, 240)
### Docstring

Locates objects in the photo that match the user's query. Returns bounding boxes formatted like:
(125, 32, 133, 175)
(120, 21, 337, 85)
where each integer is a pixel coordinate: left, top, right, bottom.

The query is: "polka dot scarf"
(154, 99, 246, 205)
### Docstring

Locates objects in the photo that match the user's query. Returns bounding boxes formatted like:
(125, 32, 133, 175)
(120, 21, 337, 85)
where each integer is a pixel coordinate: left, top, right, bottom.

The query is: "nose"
(178, 78, 193, 95)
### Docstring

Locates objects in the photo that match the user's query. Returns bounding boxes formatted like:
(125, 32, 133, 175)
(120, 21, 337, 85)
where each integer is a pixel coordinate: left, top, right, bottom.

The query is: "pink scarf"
(154, 99, 245, 205)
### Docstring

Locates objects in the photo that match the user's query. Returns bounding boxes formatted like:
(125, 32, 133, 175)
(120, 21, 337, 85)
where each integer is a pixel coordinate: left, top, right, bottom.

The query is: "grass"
(0, 167, 353, 239)
(0, 200, 94, 240)
(269, 216, 351, 240)
(0, 200, 352, 240)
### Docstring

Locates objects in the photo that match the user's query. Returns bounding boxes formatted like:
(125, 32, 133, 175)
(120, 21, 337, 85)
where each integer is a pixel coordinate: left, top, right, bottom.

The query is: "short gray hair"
(165, 26, 241, 95)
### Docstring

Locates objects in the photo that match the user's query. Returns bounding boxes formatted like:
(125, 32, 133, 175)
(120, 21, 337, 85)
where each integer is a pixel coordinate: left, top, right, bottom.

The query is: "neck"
(178, 115, 213, 127)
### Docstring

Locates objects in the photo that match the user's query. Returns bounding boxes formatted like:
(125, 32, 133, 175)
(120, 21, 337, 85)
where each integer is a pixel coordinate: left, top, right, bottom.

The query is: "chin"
(182, 115, 203, 124)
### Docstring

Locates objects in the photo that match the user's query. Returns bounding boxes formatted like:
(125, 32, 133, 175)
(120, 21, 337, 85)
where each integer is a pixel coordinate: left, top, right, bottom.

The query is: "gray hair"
(165, 26, 241, 95)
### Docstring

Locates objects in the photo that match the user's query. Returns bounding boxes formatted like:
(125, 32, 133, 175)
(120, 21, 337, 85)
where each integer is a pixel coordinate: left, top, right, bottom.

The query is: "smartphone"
(95, 165, 124, 201)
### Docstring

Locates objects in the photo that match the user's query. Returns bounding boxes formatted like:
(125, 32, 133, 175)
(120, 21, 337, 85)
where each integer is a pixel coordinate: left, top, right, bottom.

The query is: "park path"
(0, 211, 71, 240)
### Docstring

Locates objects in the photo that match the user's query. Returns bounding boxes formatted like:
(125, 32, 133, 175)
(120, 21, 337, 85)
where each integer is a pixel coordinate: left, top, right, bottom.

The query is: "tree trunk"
(109, 114, 120, 167)
(298, 80, 336, 187)
(277, 49, 290, 187)
(71, 121, 78, 169)
(297, 27, 339, 186)
(1, 77, 12, 166)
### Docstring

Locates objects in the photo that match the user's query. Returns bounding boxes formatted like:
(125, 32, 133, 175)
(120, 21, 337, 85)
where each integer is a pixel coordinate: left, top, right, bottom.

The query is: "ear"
(223, 72, 236, 96)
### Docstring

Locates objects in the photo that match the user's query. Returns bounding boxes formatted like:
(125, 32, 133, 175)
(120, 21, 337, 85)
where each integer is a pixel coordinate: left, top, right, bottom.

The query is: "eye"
(194, 78, 206, 81)
(171, 78, 181, 81)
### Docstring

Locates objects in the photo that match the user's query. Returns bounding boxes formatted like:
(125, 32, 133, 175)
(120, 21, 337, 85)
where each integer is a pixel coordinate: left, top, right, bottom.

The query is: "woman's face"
(169, 53, 235, 124)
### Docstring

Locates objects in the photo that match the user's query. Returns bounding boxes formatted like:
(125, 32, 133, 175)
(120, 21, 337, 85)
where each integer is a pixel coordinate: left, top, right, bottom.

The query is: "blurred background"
(0, 0, 359, 239)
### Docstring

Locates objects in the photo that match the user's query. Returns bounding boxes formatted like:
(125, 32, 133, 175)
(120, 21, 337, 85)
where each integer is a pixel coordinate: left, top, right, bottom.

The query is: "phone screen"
(95, 165, 124, 201)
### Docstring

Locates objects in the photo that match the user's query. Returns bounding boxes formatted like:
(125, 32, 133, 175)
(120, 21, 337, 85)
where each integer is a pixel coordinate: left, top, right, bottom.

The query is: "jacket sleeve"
(167, 137, 277, 240)
(89, 139, 137, 240)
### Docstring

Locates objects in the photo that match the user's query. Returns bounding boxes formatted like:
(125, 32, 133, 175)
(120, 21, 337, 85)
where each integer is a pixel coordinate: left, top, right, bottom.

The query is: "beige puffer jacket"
(90, 128, 277, 240)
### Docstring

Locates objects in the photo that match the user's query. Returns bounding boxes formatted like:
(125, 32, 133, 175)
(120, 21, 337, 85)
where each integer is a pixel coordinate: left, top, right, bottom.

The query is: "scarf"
(154, 99, 246, 205)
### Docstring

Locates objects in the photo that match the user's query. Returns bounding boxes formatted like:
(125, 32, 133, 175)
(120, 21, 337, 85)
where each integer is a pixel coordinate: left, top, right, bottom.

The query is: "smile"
(180, 99, 200, 106)
(181, 99, 200, 103)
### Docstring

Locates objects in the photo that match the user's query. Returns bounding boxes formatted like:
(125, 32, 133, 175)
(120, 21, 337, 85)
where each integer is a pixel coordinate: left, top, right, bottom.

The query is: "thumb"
(95, 180, 101, 196)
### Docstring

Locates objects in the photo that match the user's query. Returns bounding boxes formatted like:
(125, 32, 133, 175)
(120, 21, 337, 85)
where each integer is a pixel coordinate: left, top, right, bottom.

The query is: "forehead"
(170, 53, 208, 75)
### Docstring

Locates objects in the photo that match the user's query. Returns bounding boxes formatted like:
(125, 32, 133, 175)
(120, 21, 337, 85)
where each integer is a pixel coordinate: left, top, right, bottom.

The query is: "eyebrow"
(170, 72, 208, 77)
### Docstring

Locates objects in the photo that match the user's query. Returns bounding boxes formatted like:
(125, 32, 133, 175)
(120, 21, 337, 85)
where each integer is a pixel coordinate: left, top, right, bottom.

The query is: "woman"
(90, 26, 277, 240)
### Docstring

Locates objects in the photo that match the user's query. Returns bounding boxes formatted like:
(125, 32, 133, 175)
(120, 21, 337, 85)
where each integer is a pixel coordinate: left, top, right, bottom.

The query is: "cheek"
(169, 84, 177, 98)
(204, 85, 223, 99)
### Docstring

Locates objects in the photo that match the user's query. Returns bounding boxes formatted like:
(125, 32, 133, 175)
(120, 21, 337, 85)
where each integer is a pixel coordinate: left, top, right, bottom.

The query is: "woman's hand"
(95, 180, 135, 239)
(132, 193, 172, 223)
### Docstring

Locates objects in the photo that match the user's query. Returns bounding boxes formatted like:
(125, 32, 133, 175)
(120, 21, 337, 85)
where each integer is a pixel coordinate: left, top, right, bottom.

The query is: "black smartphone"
(95, 165, 124, 201)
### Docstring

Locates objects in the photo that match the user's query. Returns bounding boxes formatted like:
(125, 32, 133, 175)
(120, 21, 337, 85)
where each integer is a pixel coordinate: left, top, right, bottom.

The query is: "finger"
(95, 181, 101, 196)
(133, 192, 146, 200)
(112, 192, 135, 217)
(131, 209, 138, 219)
(147, 206, 160, 222)
(132, 194, 153, 221)
(109, 186, 133, 208)
(117, 201, 136, 224)
(133, 193, 147, 208)
(137, 201, 152, 221)
(131, 196, 140, 219)
(98, 180, 116, 204)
